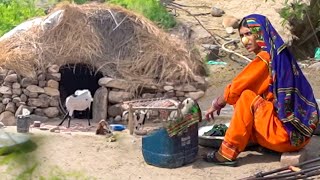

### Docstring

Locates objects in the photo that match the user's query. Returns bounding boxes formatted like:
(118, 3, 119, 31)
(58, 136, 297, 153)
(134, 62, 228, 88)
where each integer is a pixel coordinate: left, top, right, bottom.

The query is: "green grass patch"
(109, 0, 176, 28)
(0, 0, 45, 36)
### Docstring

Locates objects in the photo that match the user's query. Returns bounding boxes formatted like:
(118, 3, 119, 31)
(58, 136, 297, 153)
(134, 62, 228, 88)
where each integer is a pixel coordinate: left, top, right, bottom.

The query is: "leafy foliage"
(279, 0, 308, 22)
(0, 133, 94, 179)
(109, 0, 176, 28)
(0, 0, 45, 36)
(265, 0, 310, 24)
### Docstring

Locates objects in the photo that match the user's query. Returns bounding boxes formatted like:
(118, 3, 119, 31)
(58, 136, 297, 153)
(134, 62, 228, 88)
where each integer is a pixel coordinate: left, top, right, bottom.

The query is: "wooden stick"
(128, 104, 134, 135)
(242, 157, 320, 179)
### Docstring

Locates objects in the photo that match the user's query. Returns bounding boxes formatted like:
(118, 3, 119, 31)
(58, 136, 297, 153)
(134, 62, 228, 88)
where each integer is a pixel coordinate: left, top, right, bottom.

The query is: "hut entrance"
(59, 64, 103, 119)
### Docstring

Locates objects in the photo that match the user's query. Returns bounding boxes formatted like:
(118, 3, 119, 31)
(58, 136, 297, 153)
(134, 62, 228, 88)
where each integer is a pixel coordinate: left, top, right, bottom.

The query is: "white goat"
(58, 89, 93, 128)
(168, 98, 201, 121)
(122, 110, 150, 131)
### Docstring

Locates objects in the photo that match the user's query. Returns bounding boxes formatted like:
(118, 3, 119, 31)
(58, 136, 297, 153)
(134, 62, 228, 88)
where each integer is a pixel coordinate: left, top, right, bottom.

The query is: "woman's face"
(239, 26, 261, 54)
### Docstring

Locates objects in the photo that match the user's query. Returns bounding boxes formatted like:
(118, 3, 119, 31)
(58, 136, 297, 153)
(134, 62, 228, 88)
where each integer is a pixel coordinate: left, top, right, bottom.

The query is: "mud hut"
(0, 3, 207, 125)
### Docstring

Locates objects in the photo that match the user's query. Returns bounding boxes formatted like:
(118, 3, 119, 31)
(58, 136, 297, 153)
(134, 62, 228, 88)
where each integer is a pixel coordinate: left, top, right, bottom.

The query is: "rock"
(2, 98, 11, 105)
(5, 102, 16, 113)
(33, 121, 41, 127)
(34, 108, 45, 116)
(20, 94, 28, 102)
(4, 74, 18, 83)
(12, 97, 21, 104)
(114, 115, 122, 122)
(22, 89, 30, 96)
(15, 105, 34, 117)
(142, 93, 155, 99)
(29, 92, 38, 98)
(44, 87, 60, 97)
(0, 69, 8, 75)
(222, 15, 240, 28)
(47, 79, 59, 89)
(0, 111, 16, 126)
(29, 114, 48, 122)
(211, 7, 225, 17)
(38, 81, 47, 88)
(175, 91, 185, 97)
(92, 87, 108, 123)
(193, 75, 206, 85)
(40, 126, 49, 131)
(20, 77, 38, 87)
(155, 92, 163, 98)
(28, 98, 49, 108)
(2, 81, 12, 87)
(39, 94, 51, 107)
(49, 97, 59, 107)
(108, 104, 123, 117)
(164, 85, 174, 91)
(49, 126, 60, 132)
(26, 85, 45, 93)
(0, 104, 5, 114)
(0, 86, 12, 95)
(2, 94, 11, 98)
(37, 73, 46, 81)
(12, 82, 21, 89)
(164, 91, 175, 98)
(98, 77, 132, 90)
(12, 88, 22, 95)
(135, 129, 148, 136)
(280, 149, 307, 167)
(43, 107, 60, 118)
(185, 90, 205, 100)
(108, 91, 134, 104)
(225, 27, 234, 34)
(46, 73, 61, 81)
(174, 84, 197, 92)
(15, 102, 26, 107)
(7, 70, 15, 75)
(47, 65, 60, 73)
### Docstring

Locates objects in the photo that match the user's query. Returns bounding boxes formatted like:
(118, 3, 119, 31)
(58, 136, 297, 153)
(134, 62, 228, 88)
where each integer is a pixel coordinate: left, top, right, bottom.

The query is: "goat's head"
(74, 89, 93, 102)
(182, 98, 195, 110)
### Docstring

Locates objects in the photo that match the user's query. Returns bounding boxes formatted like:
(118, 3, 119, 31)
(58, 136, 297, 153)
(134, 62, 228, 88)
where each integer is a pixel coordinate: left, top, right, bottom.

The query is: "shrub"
(109, 0, 176, 28)
(0, 0, 45, 36)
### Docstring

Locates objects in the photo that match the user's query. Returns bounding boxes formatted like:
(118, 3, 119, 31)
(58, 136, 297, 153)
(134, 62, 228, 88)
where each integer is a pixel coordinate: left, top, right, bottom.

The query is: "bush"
(109, 0, 176, 28)
(0, 0, 45, 36)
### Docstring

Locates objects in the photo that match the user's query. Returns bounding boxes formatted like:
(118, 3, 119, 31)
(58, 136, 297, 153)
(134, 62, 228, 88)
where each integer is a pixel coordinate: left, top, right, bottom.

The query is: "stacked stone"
(98, 76, 207, 119)
(0, 65, 61, 125)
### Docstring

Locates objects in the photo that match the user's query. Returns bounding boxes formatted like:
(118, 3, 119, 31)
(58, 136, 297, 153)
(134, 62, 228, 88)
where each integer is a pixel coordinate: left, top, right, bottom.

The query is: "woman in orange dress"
(203, 14, 319, 166)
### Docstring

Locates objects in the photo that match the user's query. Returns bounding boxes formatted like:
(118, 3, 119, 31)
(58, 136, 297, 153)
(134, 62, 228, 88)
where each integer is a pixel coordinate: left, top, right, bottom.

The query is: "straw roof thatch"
(0, 3, 205, 87)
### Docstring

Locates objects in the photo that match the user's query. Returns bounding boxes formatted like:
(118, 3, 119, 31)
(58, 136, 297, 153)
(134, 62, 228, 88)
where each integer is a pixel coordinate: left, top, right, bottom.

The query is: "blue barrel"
(142, 124, 198, 168)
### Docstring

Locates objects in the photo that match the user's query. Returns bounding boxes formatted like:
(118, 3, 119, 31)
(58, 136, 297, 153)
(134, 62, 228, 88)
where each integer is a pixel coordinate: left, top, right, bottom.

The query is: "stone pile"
(0, 65, 61, 125)
(0, 65, 208, 125)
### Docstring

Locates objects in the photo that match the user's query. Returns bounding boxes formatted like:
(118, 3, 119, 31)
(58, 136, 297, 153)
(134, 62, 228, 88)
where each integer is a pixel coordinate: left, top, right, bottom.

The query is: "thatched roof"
(0, 3, 205, 86)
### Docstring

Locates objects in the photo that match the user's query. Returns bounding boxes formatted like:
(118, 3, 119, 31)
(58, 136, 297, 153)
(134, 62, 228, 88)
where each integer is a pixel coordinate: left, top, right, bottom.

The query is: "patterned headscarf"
(240, 14, 319, 146)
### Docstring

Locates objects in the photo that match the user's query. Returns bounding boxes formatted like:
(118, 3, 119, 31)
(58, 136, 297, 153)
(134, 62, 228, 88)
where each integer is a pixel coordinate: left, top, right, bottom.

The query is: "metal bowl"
(198, 124, 227, 148)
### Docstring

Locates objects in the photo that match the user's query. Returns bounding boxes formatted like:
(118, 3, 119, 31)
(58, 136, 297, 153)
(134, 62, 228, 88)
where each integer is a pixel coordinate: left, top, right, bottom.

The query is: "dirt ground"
(2, 0, 320, 179)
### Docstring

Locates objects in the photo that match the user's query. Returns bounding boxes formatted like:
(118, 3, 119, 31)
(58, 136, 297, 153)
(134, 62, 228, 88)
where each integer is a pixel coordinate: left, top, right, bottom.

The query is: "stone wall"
(0, 65, 61, 125)
(98, 76, 207, 122)
(0, 65, 208, 125)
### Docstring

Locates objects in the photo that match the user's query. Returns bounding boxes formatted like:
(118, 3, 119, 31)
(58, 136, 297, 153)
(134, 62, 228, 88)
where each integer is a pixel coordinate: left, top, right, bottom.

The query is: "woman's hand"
(205, 96, 226, 121)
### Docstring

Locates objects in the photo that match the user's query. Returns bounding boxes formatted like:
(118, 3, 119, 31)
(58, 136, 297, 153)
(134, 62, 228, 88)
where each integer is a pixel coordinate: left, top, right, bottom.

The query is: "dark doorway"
(59, 64, 103, 119)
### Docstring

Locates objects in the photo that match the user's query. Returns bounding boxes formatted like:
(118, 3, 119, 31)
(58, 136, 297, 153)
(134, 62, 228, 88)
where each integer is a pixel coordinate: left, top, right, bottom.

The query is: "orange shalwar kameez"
(219, 51, 310, 161)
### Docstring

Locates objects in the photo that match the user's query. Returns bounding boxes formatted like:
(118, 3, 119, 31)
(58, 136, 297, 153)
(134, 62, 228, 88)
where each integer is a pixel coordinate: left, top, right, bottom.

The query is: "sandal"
(202, 151, 237, 167)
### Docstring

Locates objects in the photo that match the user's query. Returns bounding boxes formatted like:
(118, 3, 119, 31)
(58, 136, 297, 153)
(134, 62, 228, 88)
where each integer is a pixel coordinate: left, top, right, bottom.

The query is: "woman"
(204, 14, 319, 166)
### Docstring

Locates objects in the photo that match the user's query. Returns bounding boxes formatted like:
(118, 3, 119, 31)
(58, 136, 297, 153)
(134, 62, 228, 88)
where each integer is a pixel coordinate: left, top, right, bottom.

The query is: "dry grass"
(0, 3, 205, 89)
